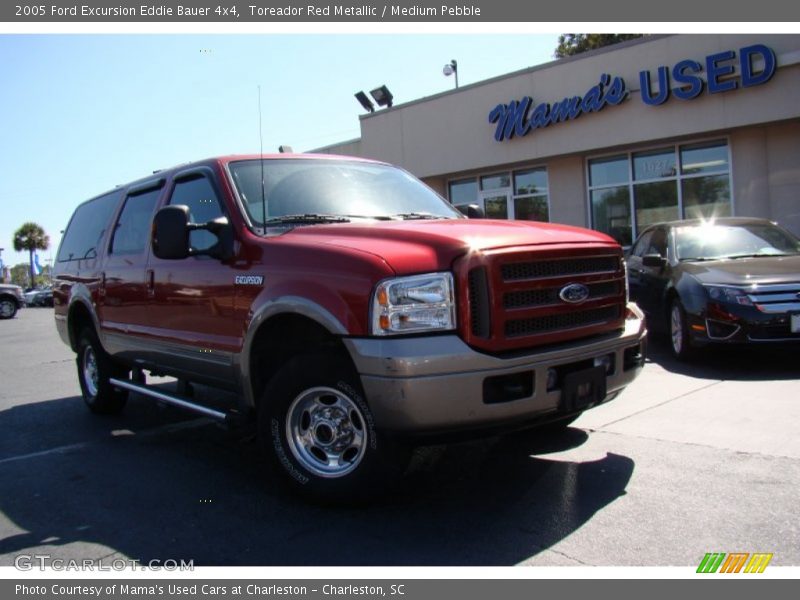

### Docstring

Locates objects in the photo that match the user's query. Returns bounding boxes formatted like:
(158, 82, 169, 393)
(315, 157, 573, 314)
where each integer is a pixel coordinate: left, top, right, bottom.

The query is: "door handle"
(146, 269, 155, 298)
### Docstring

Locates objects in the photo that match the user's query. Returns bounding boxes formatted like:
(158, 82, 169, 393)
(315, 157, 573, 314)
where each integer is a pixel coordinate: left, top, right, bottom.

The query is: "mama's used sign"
(488, 44, 776, 142)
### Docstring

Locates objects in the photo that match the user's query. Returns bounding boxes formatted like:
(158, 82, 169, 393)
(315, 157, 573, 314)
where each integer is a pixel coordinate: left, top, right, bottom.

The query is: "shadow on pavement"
(0, 393, 634, 566)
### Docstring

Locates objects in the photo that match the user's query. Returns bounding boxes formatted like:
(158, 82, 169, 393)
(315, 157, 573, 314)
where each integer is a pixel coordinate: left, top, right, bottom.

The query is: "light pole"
(443, 59, 458, 89)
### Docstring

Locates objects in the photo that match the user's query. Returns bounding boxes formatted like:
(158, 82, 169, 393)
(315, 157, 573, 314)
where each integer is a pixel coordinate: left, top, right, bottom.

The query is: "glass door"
(478, 189, 512, 219)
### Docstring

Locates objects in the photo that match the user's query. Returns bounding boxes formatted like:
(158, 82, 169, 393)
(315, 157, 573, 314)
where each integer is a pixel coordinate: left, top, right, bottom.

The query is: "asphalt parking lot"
(1, 307, 799, 567)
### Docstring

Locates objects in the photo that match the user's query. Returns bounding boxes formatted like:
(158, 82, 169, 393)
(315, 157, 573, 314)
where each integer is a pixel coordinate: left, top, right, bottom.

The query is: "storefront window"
(484, 195, 508, 219)
(514, 168, 548, 195)
(634, 180, 679, 229)
(681, 142, 729, 175)
(449, 178, 478, 214)
(589, 155, 628, 187)
(449, 167, 549, 221)
(480, 173, 511, 190)
(515, 196, 549, 222)
(682, 174, 731, 219)
(633, 148, 677, 180)
(591, 187, 632, 246)
(588, 140, 732, 244)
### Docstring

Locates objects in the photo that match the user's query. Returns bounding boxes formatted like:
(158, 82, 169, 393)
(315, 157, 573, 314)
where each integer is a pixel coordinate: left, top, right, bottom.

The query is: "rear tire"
(76, 328, 128, 415)
(259, 352, 410, 504)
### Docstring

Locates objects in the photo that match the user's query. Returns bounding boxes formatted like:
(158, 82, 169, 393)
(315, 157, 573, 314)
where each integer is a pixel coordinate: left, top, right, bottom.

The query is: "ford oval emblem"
(559, 283, 590, 304)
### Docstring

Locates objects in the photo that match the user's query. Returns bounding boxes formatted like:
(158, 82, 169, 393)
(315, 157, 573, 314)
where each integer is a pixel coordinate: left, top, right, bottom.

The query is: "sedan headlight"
(372, 273, 456, 335)
(705, 285, 753, 306)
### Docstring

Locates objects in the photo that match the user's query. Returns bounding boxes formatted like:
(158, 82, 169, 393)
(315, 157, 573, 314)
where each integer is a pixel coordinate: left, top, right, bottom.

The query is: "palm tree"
(13, 222, 49, 289)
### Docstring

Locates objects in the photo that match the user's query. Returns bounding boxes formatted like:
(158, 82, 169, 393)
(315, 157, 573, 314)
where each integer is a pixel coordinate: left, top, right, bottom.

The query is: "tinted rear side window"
(110, 188, 161, 255)
(57, 191, 121, 262)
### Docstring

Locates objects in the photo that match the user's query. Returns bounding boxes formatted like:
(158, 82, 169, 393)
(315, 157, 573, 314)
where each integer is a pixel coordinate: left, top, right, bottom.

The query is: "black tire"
(259, 352, 410, 504)
(0, 298, 18, 319)
(669, 298, 695, 361)
(76, 328, 128, 415)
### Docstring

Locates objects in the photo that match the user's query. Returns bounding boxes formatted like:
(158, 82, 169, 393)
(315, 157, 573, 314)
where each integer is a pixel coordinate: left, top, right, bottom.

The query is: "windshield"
(228, 158, 463, 227)
(675, 222, 800, 261)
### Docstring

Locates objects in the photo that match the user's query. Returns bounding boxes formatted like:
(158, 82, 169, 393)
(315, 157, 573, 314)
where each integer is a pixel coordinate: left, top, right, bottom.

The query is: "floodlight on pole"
(369, 85, 394, 108)
(354, 91, 375, 113)
(443, 59, 459, 89)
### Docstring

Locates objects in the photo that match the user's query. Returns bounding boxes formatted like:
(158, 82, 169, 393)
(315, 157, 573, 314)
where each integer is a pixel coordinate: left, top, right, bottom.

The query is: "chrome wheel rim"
(285, 386, 367, 478)
(671, 304, 683, 355)
(0, 300, 14, 318)
(82, 345, 99, 398)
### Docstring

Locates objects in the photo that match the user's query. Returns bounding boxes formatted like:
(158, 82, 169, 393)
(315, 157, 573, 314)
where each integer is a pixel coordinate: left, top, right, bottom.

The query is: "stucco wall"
(356, 34, 799, 180)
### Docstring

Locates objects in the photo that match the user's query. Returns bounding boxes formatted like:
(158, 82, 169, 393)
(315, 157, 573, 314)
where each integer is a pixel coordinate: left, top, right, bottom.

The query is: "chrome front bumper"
(344, 303, 647, 434)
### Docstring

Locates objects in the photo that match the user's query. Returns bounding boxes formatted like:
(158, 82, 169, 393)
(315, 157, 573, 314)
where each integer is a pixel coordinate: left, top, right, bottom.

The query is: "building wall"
(548, 156, 587, 226)
(356, 34, 800, 179)
(318, 34, 800, 236)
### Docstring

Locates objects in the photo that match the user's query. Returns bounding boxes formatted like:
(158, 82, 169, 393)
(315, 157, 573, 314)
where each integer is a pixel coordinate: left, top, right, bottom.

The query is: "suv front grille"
(503, 281, 620, 310)
(505, 306, 621, 338)
(501, 256, 619, 281)
(462, 249, 626, 352)
(747, 283, 800, 314)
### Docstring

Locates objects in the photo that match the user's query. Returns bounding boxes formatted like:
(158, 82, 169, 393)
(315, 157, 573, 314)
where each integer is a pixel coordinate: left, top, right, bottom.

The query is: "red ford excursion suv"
(53, 155, 646, 501)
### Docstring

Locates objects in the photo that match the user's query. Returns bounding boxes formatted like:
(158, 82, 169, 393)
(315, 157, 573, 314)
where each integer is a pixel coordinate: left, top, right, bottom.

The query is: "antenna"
(258, 85, 266, 233)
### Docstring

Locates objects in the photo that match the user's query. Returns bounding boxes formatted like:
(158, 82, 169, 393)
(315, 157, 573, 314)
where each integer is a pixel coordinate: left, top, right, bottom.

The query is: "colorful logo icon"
(697, 552, 773, 573)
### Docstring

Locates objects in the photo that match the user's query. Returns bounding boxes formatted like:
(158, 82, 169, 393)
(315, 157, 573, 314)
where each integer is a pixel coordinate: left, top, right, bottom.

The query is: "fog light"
(546, 368, 558, 392)
(593, 353, 614, 375)
(705, 319, 741, 340)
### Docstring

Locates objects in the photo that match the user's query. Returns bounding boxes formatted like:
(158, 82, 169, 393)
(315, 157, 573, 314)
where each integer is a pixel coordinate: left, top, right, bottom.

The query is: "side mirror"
(152, 206, 234, 260)
(152, 205, 190, 260)
(642, 253, 667, 269)
(466, 204, 485, 219)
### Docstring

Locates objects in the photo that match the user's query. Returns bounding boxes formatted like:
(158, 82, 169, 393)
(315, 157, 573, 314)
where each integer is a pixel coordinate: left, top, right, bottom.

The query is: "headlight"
(705, 285, 753, 306)
(371, 272, 456, 335)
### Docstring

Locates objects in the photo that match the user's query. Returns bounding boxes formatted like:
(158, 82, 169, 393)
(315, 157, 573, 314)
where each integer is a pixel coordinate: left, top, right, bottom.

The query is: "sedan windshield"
(675, 222, 800, 261)
(228, 159, 462, 227)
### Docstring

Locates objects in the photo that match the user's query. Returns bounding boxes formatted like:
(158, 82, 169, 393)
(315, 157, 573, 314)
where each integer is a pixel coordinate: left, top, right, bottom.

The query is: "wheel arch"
(67, 299, 99, 352)
(241, 302, 356, 412)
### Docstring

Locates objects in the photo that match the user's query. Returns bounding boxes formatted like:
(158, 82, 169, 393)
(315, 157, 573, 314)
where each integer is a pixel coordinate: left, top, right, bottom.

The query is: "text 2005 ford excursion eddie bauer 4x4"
(53, 154, 646, 501)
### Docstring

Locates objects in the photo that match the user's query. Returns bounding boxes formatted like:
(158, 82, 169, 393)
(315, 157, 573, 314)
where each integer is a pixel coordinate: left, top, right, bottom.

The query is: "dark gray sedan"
(626, 217, 800, 359)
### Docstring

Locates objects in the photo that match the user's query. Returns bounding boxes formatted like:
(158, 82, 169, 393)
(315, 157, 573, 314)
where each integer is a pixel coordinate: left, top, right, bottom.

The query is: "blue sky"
(0, 34, 560, 268)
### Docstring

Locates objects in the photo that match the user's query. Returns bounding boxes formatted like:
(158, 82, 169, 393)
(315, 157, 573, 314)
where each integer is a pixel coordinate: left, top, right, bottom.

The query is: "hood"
(680, 254, 800, 286)
(285, 219, 618, 274)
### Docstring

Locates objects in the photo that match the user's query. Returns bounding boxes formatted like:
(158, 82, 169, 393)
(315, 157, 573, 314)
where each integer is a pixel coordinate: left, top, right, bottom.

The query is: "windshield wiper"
(263, 213, 351, 226)
(341, 214, 394, 221)
(391, 212, 446, 220)
(726, 253, 785, 260)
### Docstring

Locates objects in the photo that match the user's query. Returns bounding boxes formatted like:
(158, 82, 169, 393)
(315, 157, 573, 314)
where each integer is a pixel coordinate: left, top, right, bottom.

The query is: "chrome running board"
(110, 378, 228, 422)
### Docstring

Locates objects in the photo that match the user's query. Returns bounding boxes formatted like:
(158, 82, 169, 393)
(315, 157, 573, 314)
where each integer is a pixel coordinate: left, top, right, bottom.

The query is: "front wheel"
(669, 298, 695, 361)
(259, 353, 409, 504)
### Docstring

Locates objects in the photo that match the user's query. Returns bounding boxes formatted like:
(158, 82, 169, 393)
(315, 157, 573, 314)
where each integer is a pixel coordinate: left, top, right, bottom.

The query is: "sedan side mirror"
(466, 204, 485, 219)
(642, 253, 667, 269)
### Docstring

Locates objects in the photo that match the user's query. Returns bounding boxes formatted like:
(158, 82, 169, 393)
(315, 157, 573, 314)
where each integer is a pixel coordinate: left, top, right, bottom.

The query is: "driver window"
(632, 231, 653, 258)
(648, 228, 668, 257)
(168, 176, 224, 252)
